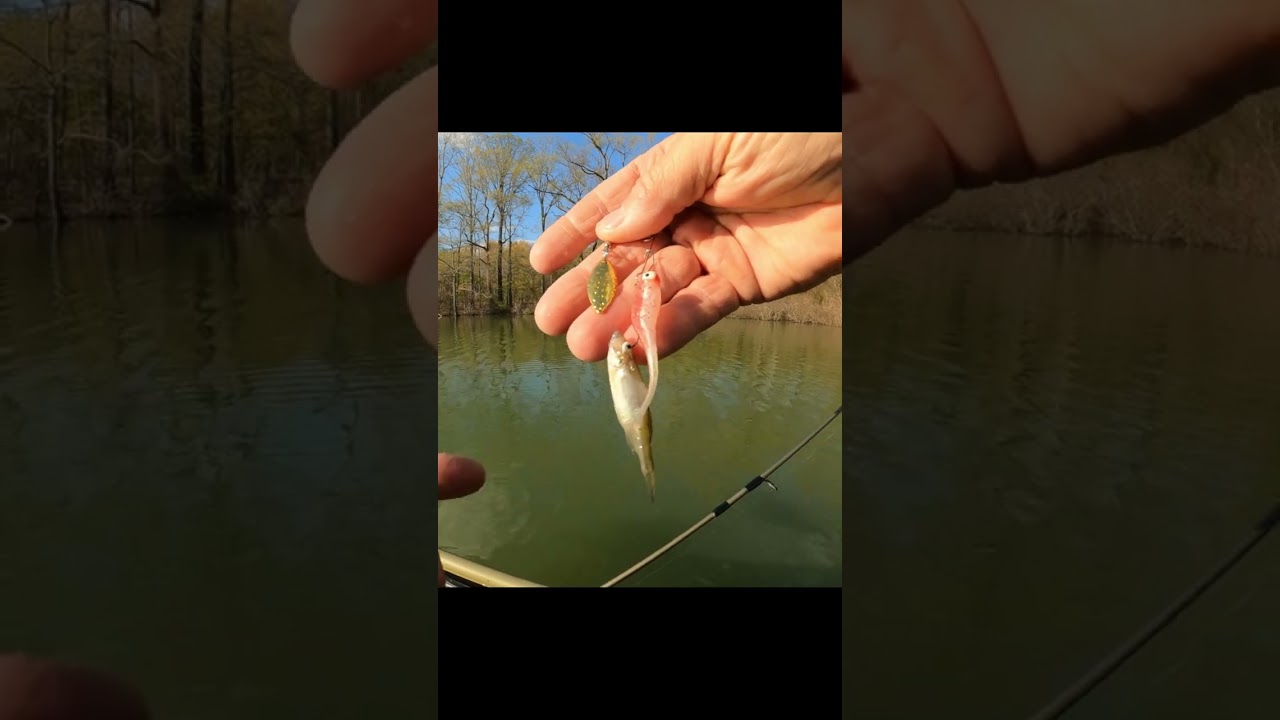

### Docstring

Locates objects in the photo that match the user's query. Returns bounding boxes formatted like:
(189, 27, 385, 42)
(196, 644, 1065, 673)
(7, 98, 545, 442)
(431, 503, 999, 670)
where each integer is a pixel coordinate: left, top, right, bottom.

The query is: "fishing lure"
(630, 240, 661, 419)
(587, 242, 618, 313)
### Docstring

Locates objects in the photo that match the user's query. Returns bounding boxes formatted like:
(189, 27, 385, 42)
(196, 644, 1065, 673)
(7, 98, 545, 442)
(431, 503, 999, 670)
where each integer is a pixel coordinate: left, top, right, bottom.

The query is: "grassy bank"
(916, 89, 1280, 255)
(438, 274, 845, 327)
(727, 274, 843, 327)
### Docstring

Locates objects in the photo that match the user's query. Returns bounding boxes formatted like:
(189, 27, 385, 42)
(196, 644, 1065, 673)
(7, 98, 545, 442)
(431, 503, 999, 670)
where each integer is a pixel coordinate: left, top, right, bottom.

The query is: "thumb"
(596, 133, 725, 244)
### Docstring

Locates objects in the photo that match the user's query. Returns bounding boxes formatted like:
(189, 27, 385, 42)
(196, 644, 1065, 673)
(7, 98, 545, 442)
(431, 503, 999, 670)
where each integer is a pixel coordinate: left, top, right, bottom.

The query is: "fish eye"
(623, 342, 632, 350)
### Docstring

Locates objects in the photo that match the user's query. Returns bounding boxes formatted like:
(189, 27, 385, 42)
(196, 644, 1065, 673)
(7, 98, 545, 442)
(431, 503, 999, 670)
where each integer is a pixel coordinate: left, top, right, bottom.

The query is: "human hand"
(437, 454, 485, 587)
(289, 0, 442, 350)
(289, 0, 468, 591)
(530, 132, 843, 365)
(840, 0, 1280, 261)
(0, 654, 150, 720)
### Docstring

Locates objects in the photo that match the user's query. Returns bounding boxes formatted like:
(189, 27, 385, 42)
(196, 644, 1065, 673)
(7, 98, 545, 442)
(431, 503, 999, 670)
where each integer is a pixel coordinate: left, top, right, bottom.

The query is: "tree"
(550, 132, 646, 259)
(101, 0, 115, 194)
(186, 0, 205, 175)
(527, 143, 563, 294)
(435, 133, 667, 316)
(218, 0, 234, 192)
(476, 132, 531, 309)
(0, 1, 76, 222)
(119, 0, 170, 160)
(0, 0, 436, 220)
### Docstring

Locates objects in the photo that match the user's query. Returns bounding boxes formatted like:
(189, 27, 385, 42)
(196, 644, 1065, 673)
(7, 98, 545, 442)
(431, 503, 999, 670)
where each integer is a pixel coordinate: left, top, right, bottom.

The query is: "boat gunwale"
(439, 550, 544, 588)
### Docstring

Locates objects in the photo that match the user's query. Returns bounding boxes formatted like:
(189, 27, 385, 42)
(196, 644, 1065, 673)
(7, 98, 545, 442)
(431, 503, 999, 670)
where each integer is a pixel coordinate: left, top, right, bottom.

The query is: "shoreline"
(907, 218, 1268, 256)
(437, 310, 843, 328)
(439, 273, 844, 330)
(0, 209, 303, 225)
(8, 209, 1275, 261)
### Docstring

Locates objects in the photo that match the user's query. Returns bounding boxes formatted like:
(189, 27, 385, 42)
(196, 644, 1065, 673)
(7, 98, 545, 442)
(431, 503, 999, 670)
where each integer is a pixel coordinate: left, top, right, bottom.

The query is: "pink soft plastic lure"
(630, 268, 661, 419)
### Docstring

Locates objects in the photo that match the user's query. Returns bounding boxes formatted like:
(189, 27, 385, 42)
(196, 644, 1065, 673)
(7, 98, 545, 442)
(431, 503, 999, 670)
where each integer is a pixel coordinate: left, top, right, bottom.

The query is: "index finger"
(528, 165, 639, 274)
(532, 239, 659, 336)
(438, 454, 485, 500)
(291, 0, 438, 89)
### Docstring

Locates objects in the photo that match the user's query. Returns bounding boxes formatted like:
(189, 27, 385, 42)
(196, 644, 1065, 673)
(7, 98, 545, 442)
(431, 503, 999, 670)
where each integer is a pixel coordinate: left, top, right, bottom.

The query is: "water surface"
(0, 219, 435, 719)
(436, 315, 844, 587)
(13, 218, 1276, 718)
(846, 229, 1280, 720)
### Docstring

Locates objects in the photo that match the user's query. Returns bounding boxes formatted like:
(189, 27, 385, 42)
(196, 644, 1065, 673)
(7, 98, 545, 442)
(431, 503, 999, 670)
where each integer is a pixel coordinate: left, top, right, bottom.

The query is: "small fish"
(607, 330, 657, 502)
(587, 244, 618, 313)
(629, 269, 661, 419)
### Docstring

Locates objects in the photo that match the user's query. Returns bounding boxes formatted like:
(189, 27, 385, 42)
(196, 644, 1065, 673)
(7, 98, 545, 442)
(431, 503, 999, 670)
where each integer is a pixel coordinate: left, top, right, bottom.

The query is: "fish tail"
(637, 356, 659, 418)
(640, 408, 656, 502)
(642, 456, 656, 502)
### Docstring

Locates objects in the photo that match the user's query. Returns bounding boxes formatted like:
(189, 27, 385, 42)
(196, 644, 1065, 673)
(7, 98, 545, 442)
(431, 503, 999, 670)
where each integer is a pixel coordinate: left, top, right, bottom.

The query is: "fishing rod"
(600, 405, 843, 588)
(1027, 500, 1280, 720)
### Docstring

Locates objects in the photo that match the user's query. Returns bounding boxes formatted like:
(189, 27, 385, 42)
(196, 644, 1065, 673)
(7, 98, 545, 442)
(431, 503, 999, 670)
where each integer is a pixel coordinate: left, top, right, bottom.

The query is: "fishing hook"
(639, 235, 656, 280)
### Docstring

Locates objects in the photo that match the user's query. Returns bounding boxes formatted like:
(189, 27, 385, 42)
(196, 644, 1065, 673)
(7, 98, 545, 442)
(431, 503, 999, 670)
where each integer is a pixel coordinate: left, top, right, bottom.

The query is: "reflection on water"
(846, 229, 1280, 720)
(0, 219, 435, 719)
(436, 315, 843, 588)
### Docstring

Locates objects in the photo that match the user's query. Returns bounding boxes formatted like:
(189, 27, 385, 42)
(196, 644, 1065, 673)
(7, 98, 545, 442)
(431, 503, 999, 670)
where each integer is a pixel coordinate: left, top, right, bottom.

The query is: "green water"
(0, 219, 435, 719)
(436, 315, 844, 587)
(846, 229, 1280, 719)
(12, 215, 1278, 718)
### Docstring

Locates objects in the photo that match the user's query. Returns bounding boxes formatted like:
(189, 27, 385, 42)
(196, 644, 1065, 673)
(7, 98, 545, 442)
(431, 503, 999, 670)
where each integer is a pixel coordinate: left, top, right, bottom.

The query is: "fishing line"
(1027, 500, 1280, 720)
(638, 234, 657, 279)
(626, 543, 687, 587)
(600, 405, 843, 588)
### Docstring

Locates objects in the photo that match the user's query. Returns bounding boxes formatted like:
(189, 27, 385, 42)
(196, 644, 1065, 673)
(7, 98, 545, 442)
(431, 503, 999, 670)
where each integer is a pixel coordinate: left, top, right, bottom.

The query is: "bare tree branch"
(62, 130, 172, 165)
(129, 38, 155, 59)
(118, 0, 159, 15)
(565, 156, 607, 183)
(0, 35, 52, 75)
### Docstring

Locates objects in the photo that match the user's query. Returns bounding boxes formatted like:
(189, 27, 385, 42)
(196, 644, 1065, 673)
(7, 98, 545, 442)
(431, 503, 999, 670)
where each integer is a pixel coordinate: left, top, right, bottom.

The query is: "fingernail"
(599, 207, 628, 231)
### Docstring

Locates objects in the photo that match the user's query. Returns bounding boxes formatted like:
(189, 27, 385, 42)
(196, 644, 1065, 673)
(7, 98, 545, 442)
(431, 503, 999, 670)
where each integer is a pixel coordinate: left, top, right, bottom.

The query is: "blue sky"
(511, 133, 673, 243)
(513, 132, 674, 146)
(440, 132, 673, 245)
